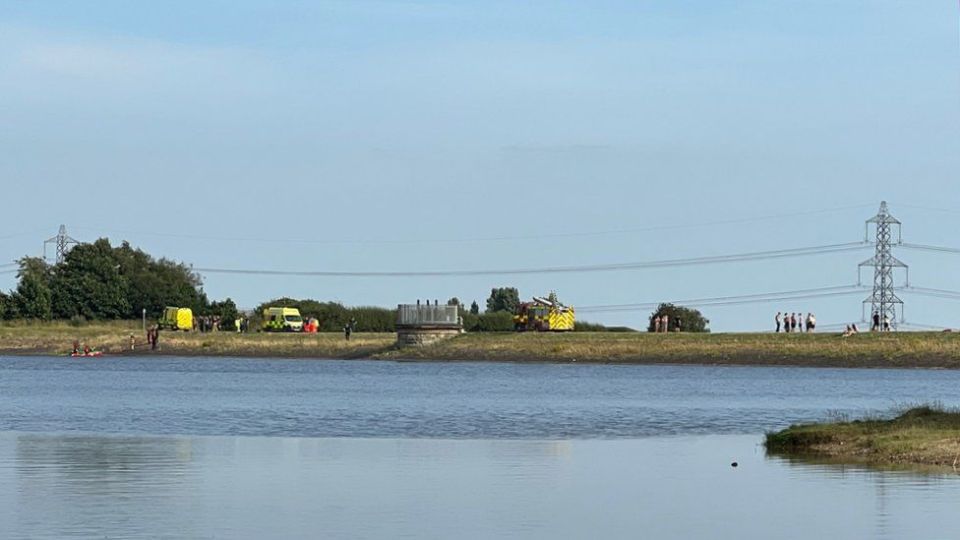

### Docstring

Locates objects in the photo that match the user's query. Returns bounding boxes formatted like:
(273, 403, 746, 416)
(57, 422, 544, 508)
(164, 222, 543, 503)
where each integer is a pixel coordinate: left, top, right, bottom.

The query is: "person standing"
(872, 311, 880, 332)
(775, 312, 782, 333)
(883, 314, 891, 332)
(654, 316, 661, 333)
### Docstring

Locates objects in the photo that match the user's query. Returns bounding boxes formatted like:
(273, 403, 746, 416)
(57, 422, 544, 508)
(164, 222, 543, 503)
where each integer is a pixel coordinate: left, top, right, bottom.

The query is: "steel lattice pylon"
(858, 202, 907, 330)
(43, 224, 79, 265)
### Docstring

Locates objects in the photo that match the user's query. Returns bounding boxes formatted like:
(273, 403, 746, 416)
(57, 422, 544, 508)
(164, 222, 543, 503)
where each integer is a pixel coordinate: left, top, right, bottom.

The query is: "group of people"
(70, 340, 94, 355)
(871, 311, 893, 332)
(774, 312, 816, 333)
(652, 314, 682, 333)
(842, 324, 861, 337)
(194, 316, 223, 332)
(776, 310, 896, 334)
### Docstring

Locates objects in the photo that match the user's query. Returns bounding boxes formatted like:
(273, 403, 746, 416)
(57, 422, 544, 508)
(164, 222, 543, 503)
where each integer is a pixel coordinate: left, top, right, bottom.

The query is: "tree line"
(0, 238, 233, 323)
(0, 240, 637, 331)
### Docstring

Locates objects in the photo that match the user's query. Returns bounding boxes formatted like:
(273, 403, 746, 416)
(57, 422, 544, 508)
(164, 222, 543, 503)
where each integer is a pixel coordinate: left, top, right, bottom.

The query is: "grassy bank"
(391, 330, 960, 368)
(0, 321, 396, 359)
(4, 322, 960, 367)
(765, 406, 960, 468)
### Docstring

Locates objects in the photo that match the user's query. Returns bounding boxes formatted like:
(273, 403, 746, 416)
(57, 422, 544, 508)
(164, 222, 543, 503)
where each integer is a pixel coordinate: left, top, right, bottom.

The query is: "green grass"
(390, 330, 960, 367)
(765, 406, 960, 467)
(4, 322, 960, 367)
(0, 320, 397, 358)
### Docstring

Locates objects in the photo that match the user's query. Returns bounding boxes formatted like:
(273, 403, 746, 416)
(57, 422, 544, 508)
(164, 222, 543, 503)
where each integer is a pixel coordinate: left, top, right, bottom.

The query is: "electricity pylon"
(43, 224, 79, 265)
(858, 202, 907, 329)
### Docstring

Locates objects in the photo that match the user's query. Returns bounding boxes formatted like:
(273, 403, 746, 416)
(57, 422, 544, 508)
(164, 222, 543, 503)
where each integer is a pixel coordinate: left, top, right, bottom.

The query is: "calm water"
(2, 356, 960, 539)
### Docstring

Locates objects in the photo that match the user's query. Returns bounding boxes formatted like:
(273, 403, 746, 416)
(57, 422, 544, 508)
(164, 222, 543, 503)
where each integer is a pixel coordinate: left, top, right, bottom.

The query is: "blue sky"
(1, 1, 959, 331)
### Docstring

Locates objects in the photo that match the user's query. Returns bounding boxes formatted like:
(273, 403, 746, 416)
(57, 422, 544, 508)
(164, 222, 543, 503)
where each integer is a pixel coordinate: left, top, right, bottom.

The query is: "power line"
(577, 285, 863, 313)
(900, 242, 960, 255)
(43, 225, 79, 265)
(577, 284, 863, 312)
(0, 229, 48, 241)
(900, 287, 960, 302)
(899, 321, 954, 330)
(898, 203, 960, 216)
(193, 241, 870, 278)
(72, 203, 874, 246)
(903, 286, 960, 297)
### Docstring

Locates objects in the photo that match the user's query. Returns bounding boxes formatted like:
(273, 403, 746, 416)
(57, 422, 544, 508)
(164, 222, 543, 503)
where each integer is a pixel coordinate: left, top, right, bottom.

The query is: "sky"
(1, 1, 959, 331)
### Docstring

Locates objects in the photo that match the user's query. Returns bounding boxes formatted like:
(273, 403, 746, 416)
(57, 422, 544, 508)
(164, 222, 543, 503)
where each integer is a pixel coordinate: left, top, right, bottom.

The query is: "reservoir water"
(2, 356, 960, 539)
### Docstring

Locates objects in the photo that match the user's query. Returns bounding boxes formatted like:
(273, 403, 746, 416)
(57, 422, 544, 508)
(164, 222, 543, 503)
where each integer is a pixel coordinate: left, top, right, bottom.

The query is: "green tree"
(461, 311, 515, 331)
(207, 298, 239, 330)
(447, 297, 461, 307)
(485, 287, 520, 313)
(469, 301, 479, 315)
(113, 241, 207, 318)
(647, 303, 710, 333)
(50, 239, 130, 319)
(254, 298, 396, 332)
(9, 257, 52, 320)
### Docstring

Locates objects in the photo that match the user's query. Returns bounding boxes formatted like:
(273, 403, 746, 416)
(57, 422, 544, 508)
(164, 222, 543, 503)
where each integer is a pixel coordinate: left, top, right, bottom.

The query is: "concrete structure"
(396, 301, 462, 347)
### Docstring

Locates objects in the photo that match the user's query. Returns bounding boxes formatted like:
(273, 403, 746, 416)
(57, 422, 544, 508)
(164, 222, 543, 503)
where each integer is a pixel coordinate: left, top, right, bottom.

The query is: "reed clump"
(765, 405, 960, 467)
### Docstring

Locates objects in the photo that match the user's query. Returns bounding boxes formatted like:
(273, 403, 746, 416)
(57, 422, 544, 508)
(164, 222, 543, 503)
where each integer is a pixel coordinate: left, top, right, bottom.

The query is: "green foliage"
(207, 298, 239, 330)
(0, 290, 7, 319)
(647, 303, 710, 333)
(50, 239, 130, 319)
(113, 241, 207, 318)
(8, 257, 52, 320)
(486, 287, 520, 313)
(447, 297, 461, 307)
(572, 320, 636, 332)
(5, 238, 215, 321)
(255, 298, 396, 332)
(469, 301, 480, 315)
(461, 311, 515, 332)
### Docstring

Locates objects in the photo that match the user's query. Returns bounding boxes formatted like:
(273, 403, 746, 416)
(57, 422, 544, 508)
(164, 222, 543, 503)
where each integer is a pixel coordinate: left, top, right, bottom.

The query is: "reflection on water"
(2, 433, 960, 540)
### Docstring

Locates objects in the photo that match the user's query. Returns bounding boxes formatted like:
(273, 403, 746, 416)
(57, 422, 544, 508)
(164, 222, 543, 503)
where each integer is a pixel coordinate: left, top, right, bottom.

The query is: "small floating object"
(730, 462, 738, 468)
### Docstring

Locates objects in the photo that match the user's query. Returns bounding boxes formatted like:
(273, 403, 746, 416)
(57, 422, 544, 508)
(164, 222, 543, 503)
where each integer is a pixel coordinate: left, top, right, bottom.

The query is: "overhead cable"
(577, 286, 867, 313)
(899, 243, 960, 255)
(193, 242, 870, 278)
(577, 284, 863, 312)
(73, 203, 874, 246)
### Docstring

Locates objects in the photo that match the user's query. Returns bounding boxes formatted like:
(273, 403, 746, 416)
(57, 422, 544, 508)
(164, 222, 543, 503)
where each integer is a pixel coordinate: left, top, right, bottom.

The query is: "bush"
(648, 303, 710, 333)
(462, 311, 515, 332)
(255, 298, 396, 332)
